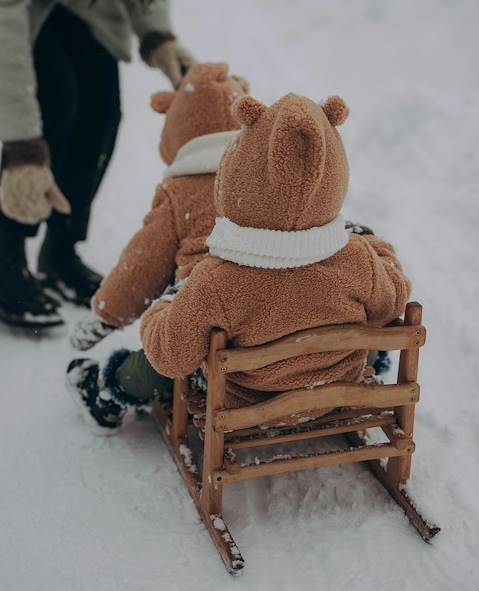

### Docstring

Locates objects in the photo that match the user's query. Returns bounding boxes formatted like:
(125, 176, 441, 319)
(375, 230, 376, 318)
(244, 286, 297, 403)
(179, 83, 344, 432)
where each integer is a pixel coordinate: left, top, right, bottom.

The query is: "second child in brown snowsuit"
(67, 63, 249, 434)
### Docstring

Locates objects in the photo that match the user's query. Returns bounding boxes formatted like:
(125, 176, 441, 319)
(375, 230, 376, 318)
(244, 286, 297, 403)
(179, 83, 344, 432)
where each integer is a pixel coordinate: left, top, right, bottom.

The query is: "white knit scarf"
(163, 130, 239, 180)
(206, 214, 349, 269)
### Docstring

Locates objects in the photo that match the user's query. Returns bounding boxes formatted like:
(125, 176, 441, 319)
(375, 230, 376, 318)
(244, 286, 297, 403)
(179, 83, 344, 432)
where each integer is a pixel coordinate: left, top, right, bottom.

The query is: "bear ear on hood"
(231, 96, 267, 126)
(322, 96, 349, 126)
(269, 99, 326, 197)
(151, 91, 176, 114)
(186, 62, 229, 84)
(231, 75, 250, 94)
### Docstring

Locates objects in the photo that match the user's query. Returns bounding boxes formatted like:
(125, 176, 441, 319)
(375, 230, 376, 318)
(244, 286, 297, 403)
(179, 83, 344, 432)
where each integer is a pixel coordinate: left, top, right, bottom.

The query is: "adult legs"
(36, 6, 122, 305)
(0, 13, 77, 327)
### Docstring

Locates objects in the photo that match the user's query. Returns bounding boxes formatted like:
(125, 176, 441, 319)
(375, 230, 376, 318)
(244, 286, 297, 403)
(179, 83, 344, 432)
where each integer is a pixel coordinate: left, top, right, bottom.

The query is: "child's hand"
(345, 220, 375, 236)
(70, 315, 116, 351)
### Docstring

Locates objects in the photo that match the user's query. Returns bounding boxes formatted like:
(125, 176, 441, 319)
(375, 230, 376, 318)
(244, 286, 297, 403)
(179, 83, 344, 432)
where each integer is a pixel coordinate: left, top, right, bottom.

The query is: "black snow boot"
(373, 350, 392, 376)
(38, 232, 103, 308)
(66, 357, 127, 435)
(0, 233, 64, 328)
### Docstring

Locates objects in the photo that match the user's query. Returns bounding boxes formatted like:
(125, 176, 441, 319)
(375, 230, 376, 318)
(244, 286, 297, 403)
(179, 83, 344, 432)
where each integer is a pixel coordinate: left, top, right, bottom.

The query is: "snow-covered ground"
(1, 0, 479, 589)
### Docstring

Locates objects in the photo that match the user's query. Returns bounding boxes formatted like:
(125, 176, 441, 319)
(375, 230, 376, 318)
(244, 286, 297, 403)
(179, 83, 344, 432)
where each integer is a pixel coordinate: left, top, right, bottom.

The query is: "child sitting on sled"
(66, 63, 249, 432)
(140, 93, 411, 405)
(68, 90, 410, 431)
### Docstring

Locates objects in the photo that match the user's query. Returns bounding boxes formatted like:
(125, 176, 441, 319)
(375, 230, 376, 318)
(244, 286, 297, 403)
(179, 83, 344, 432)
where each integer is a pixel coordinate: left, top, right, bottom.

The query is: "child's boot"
(66, 352, 129, 435)
(66, 349, 171, 435)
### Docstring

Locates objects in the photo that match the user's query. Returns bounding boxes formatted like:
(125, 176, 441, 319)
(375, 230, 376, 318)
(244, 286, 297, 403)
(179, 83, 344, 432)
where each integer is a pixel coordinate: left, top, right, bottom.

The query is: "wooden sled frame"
(153, 302, 440, 575)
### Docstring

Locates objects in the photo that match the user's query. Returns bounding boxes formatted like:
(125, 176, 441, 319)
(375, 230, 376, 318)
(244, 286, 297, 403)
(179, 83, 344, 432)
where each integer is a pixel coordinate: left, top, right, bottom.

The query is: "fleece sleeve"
(92, 186, 178, 327)
(0, 1, 42, 141)
(124, 0, 172, 38)
(362, 236, 412, 327)
(140, 261, 230, 378)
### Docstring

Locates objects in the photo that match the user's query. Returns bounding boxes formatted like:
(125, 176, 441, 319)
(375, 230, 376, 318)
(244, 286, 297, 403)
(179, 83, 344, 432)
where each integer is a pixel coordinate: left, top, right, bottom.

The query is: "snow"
(1, 0, 479, 589)
(179, 443, 198, 474)
(211, 515, 226, 531)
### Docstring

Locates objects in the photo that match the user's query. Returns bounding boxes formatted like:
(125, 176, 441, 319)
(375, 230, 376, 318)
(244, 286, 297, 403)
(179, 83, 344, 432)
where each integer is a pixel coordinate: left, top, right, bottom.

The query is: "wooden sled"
(152, 302, 440, 575)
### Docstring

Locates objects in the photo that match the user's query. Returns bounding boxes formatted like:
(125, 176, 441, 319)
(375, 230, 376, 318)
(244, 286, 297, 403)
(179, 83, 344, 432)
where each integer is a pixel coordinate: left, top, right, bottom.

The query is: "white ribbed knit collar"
(163, 130, 239, 180)
(206, 214, 349, 269)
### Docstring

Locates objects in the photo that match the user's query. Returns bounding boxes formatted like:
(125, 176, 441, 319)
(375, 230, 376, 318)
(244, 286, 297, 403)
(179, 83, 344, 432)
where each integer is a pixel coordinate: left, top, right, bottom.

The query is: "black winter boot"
(66, 357, 127, 435)
(38, 231, 103, 307)
(0, 232, 64, 328)
(373, 350, 392, 376)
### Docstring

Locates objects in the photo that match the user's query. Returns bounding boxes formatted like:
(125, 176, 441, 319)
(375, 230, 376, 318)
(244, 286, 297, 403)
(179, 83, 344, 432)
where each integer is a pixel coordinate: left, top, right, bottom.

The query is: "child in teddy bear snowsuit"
(67, 63, 249, 433)
(138, 93, 411, 407)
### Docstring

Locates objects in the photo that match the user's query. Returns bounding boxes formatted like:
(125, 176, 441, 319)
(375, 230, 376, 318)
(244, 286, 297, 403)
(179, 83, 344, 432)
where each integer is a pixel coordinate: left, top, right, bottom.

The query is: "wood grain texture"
(201, 329, 228, 515)
(388, 302, 423, 484)
(216, 323, 426, 374)
(215, 382, 419, 433)
(214, 443, 414, 484)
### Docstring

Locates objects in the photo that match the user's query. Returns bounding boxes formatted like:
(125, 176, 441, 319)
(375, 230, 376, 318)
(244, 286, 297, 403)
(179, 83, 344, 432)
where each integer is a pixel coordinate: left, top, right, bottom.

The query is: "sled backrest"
(202, 302, 425, 496)
(210, 302, 425, 430)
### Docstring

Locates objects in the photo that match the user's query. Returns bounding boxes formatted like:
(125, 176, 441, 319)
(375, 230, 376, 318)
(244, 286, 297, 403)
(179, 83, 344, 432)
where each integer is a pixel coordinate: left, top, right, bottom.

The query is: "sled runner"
(152, 301, 440, 575)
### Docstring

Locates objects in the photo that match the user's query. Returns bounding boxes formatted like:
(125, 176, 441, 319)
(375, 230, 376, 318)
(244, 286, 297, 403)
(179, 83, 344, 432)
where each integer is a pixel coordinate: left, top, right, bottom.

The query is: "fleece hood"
(151, 62, 249, 165)
(207, 93, 351, 268)
(214, 93, 350, 230)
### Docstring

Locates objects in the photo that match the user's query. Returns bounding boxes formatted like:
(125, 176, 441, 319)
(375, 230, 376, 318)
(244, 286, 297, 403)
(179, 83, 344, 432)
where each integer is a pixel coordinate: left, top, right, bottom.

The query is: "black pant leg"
(43, 7, 121, 244)
(33, 10, 79, 182)
(115, 350, 174, 405)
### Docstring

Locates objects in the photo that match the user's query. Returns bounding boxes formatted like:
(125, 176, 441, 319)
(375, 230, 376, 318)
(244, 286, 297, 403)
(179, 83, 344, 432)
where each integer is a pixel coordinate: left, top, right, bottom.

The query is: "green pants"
(115, 349, 173, 405)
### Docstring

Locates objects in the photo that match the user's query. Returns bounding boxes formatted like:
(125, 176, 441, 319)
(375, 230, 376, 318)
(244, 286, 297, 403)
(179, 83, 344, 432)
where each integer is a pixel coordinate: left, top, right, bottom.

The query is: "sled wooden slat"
(187, 400, 206, 416)
(226, 414, 395, 450)
(224, 408, 389, 440)
(214, 442, 414, 485)
(193, 416, 205, 430)
(381, 422, 410, 450)
(220, 408, 389, 445)
(313, 406, 386, 423)
(200, 406, 388, 439)
(214, 382, 419, 433)
(216, 323, 426, 374)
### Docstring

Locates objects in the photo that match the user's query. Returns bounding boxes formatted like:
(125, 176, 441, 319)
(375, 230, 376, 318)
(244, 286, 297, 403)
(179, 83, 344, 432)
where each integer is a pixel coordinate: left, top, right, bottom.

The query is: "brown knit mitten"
(0, 139, 70, 225)
(140, 31, 196, 88)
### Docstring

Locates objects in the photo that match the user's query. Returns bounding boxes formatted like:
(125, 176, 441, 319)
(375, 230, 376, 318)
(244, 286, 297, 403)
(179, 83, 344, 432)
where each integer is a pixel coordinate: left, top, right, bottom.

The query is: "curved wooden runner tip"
(207, 514, 245, 575)
(374, 461, 441, 542)
(399, 488, 441, 542)
(345, 432, 440, 542)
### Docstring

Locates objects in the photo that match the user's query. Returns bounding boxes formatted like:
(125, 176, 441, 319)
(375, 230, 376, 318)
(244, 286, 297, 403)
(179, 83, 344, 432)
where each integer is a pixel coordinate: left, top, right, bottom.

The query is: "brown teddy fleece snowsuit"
(92, 63, 248, 327)
(141, 93, 411, 407)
